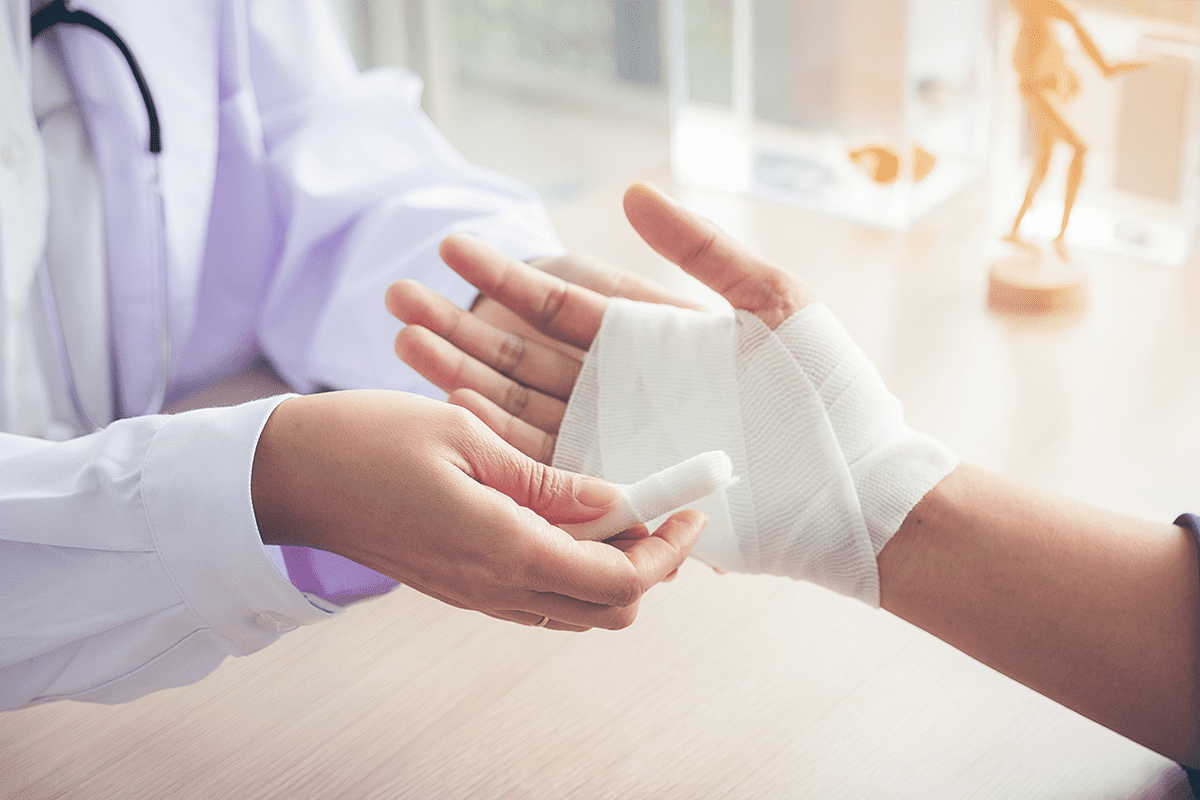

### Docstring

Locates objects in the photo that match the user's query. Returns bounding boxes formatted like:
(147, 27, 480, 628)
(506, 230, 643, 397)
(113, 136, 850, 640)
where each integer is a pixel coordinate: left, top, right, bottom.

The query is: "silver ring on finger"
(533, 615, 551, 628)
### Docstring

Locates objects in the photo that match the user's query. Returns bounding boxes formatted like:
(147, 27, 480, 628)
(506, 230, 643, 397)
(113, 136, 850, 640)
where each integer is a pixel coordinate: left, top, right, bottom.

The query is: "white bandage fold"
(553, 298, 957, 607)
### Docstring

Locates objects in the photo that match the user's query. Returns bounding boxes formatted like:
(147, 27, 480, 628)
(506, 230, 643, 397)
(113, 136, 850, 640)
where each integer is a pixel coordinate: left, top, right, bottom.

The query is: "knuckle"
(749, 270, 802, 323)
(681, 229, 718, 270)
(538, 280, 570, 327)
(523, 463, 560, 514)
(442, 403, 491, 457)
(607, 574, 643, 609)
(768, 274, 801, 310)
(494, 332, 526, 375)
(443, 400, 478, 430)
(501, 381, 531, 420)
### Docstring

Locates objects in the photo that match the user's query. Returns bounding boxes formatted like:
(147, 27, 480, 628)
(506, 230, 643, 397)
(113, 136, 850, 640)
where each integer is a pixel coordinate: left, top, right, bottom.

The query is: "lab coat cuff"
(142, 395, 341, 657)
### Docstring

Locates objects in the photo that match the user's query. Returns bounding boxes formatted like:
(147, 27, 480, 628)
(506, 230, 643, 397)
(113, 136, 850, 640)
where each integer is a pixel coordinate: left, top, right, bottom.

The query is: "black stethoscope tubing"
(32, 0, 160, 153)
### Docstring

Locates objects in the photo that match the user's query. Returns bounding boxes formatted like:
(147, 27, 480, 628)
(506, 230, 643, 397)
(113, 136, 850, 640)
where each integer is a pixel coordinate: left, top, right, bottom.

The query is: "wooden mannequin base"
(987, 252, 1087, 314)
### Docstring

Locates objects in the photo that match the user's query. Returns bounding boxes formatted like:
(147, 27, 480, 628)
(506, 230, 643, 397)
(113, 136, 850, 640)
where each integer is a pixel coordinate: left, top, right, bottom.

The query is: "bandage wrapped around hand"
(552, 298, 957, 607)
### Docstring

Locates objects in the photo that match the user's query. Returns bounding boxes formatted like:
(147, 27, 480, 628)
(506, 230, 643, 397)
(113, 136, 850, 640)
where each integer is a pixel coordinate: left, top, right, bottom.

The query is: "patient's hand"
(467, 248, 691, 362)
(384, 182, 819, 462)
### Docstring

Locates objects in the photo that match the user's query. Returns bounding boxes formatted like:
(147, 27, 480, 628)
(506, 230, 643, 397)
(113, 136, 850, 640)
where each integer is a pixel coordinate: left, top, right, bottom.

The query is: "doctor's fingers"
(439, 234, 607, 351)
(623, 182, 820, 330)
(450, 388, 558, 465)
(398, 324, 568, 436)
(515, 509, 705, 629)
(407, 511, 704, 630)
(389, 278, 582, 401)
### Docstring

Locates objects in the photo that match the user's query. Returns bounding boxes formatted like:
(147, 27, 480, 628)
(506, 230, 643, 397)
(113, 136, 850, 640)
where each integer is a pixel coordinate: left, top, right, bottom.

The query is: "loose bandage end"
(562, 451, 735, 542)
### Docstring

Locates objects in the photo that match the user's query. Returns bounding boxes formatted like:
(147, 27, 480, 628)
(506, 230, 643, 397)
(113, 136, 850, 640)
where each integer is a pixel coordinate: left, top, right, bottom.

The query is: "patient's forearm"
(878, 464, 1200, 766)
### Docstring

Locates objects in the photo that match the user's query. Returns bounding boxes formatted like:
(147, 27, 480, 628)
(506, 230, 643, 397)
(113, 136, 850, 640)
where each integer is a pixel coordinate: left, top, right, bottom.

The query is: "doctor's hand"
(385, 181, 820, 462)
(251, 390, 704, 631)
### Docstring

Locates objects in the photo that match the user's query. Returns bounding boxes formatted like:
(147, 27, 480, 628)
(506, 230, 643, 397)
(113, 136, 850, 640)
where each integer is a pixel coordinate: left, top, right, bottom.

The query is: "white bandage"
(774, 304, 958, 555)
(553, 298, 957, 607)
(563, 451, 736, 542)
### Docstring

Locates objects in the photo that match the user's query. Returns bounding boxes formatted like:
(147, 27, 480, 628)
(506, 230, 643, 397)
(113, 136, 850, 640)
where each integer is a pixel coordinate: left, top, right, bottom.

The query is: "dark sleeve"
(1173, 514, 1200, 795)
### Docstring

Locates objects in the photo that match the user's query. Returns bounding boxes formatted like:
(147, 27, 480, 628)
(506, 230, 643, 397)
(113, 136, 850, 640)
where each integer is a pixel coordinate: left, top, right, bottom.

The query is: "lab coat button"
(1, 138, 26, 167)
(253, 611, 299, 632)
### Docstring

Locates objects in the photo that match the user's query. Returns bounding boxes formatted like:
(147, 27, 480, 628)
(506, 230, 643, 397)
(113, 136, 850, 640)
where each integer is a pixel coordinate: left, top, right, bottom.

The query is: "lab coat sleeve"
(0, 395, 341, 709)
(187, 0, 565, 604)
(241, 0, 566, 394)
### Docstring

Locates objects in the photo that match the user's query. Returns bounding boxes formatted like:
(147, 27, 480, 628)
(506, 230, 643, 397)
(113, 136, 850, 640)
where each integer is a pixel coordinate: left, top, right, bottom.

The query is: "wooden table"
(2, 166, 1197, 799)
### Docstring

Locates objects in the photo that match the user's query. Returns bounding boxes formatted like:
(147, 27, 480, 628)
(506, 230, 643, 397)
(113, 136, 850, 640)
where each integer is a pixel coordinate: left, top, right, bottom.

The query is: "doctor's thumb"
(465, 435, 621, 525)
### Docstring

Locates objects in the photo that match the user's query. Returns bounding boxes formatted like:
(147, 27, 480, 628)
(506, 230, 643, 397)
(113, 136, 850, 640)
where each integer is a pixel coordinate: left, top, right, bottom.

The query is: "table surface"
(3, 161, 1199, 799)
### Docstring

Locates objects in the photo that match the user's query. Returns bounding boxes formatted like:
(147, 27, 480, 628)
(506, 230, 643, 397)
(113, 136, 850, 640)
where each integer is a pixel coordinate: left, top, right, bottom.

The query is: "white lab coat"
(0, 0, 565, 708)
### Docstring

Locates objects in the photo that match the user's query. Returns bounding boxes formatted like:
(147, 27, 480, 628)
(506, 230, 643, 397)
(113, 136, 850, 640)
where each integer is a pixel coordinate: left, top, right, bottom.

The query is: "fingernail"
(577, 477, 620, 508)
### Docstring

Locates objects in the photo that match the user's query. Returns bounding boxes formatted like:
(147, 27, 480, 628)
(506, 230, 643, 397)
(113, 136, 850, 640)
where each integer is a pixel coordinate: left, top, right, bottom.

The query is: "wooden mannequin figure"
(989, 0, 1149, 313)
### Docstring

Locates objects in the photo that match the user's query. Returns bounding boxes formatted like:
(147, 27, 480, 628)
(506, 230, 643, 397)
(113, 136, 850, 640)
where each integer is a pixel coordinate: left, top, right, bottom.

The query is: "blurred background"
(326, 0, 670, 206)
(326, 0, 1200, 265)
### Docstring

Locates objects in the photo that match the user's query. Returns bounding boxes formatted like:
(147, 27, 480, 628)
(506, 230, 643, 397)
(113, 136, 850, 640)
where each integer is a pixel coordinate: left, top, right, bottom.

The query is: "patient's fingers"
(387, 279, 582, 400)
(397, 325, 568, 434)
(450, 388, 558, 465)
(472, 297, 586, 364)
(531, 251, 705, 311)
(439, 235, 608, 350)
(622, 182, 818, 330)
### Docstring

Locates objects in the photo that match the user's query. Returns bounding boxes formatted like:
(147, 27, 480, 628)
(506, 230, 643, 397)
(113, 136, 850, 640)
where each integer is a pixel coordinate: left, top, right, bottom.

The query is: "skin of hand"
(251, 389, 705, 632)
(465, 249, 701, 383)
(385, 181, 819, 461)
(387, 181, 1200, 767)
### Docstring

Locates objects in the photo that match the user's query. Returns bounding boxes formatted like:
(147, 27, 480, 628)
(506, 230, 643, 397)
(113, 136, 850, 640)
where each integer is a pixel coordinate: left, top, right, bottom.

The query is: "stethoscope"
(32, 0, 171, 432)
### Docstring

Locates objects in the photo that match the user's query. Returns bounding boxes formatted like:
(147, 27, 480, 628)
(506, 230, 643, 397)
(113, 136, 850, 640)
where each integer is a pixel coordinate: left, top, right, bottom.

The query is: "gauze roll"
(553, 298, 957, 607)
(562, 451, 736, 542)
